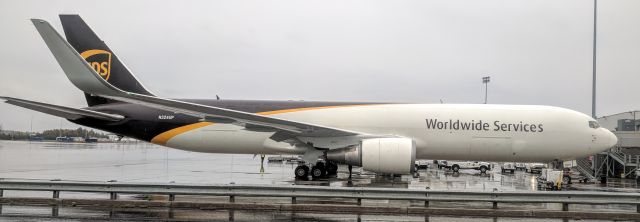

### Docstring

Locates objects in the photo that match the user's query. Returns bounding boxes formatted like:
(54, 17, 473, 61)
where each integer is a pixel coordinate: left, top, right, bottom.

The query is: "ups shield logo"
(80, 49, 112, 81)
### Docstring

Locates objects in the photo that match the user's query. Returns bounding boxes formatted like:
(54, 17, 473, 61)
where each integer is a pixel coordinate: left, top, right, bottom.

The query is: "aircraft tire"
(311, 165, 326, 179)
(480, 166, 488, 174)
(563, 176, 571, 184)
(452, 165, 460, 172)
(295, 165, 309, 179)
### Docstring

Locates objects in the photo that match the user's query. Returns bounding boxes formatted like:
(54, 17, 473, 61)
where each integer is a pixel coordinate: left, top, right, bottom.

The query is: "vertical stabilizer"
(59, 14, 153, 106)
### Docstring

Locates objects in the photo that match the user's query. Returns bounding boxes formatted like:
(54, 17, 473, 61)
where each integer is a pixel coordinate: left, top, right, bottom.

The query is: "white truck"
(447, 161, 491, 174)
(515, 163, 527, 171)
(414, 160, 430, 170)
(525, 163, 546, 174)
(435, 160, 448, 169)
(501, 162, 516, 174)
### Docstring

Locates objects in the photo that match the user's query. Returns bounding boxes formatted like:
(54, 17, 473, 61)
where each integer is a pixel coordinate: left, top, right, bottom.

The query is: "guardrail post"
(169, 194, 175, 201)
(110, 192, 117, 200)
(52, 206, 59, 217)
(53, 190, 60, 199)
(562, 203, 569, 211)
(291, 197, 296, 204)
(492, 202, 498, 209)
(0, 189, 3, 215)
(229, 196, 235, 203)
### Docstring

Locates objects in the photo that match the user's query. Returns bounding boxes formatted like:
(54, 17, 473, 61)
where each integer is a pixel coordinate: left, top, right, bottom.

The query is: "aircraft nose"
(605, 130, 618, 148)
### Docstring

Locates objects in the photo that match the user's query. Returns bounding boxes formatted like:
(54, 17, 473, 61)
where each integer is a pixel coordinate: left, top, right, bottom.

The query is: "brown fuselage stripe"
(255, 104, 372, 115)
(150, 104, 378, 145)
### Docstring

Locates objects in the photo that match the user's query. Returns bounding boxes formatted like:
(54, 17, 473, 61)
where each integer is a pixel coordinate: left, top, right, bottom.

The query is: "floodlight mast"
(592, 0, 598, 118)
(482, 76, 490, 104)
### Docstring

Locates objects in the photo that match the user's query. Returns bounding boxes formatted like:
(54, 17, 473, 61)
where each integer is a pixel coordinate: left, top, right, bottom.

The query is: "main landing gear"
(295, 161, 338, 180)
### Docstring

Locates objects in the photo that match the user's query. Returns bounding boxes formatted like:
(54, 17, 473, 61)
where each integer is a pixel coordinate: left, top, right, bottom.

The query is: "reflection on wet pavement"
(1, 140, 639, 221)
(1, 140, 639, 191)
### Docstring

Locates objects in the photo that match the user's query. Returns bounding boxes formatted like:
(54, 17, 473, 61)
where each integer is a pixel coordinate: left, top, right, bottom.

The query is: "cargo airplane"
(1, 15, 617, 179)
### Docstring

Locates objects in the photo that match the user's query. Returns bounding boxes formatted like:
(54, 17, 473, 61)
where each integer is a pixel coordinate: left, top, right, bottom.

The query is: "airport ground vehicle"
(515, 163, 526, 171)
(538, 169, 564, 190)
(435, 160, 448, 169)
(501, 162, 516, 174)
(526, 163, 546, 174)
(1, 15, 618, 180)
(560, 167, 587, 184)
(414, 160, 430, 170)
(448, 161, 491, 173)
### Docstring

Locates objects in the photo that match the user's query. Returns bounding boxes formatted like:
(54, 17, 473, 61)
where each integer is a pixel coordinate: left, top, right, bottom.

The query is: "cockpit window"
(588, 121, 600, 129)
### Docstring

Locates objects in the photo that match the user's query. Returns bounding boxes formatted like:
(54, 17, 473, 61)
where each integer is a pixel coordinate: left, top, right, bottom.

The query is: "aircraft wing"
(31, 18, 363, 138)
(0, 96, 124, 121)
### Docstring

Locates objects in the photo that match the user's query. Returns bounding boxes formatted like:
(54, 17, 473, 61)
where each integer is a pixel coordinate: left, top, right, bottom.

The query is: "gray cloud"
(1, 0, 639, 131)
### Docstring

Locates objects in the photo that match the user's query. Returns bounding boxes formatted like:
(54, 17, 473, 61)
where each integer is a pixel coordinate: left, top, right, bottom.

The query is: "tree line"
(0, 126, 109, 140)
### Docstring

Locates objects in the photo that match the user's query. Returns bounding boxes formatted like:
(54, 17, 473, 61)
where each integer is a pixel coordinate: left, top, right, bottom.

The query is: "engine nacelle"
(326, 138, 416, 174)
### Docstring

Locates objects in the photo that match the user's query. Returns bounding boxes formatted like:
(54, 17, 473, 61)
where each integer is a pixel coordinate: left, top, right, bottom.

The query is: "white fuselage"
(160, 104, 617, 162)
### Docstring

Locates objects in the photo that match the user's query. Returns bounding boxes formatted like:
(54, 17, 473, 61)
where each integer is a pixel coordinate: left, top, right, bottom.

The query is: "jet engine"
(326, 138, 416, 174)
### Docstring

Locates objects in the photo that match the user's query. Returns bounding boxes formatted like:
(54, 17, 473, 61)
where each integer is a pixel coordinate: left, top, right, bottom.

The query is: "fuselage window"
(588, 121, 600, 129)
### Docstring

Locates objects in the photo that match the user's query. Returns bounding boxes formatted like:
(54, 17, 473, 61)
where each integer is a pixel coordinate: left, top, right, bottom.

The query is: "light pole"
(591, 0, 598, 118)
(482, 76, 490, 104)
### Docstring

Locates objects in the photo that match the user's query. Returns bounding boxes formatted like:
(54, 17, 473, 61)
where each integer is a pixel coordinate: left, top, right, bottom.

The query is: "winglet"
(31, 18, 120, 97)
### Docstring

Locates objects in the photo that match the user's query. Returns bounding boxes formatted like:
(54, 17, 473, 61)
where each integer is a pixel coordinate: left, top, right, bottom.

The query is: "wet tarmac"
(1, 140, 639, 221)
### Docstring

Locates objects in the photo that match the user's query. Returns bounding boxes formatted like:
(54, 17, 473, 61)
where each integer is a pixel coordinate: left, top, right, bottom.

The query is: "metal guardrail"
(0, 180, 639, 213)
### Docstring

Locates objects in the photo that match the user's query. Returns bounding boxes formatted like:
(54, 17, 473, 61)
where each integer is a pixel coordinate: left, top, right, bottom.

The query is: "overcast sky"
(1, 0, 639, 132)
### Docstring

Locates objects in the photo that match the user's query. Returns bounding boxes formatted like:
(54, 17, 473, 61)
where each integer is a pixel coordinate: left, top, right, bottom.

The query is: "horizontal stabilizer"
(0, 96, 124, 121)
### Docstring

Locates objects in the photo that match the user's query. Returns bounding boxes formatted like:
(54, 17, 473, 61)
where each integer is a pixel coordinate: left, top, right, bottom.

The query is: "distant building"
(597, 111, 640, 132)
(596, 111, 640, 179)
(597, 111, 640, 148)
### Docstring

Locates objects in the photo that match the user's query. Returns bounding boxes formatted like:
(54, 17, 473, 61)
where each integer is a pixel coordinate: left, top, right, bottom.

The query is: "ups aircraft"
(2, 15, 617, 179)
